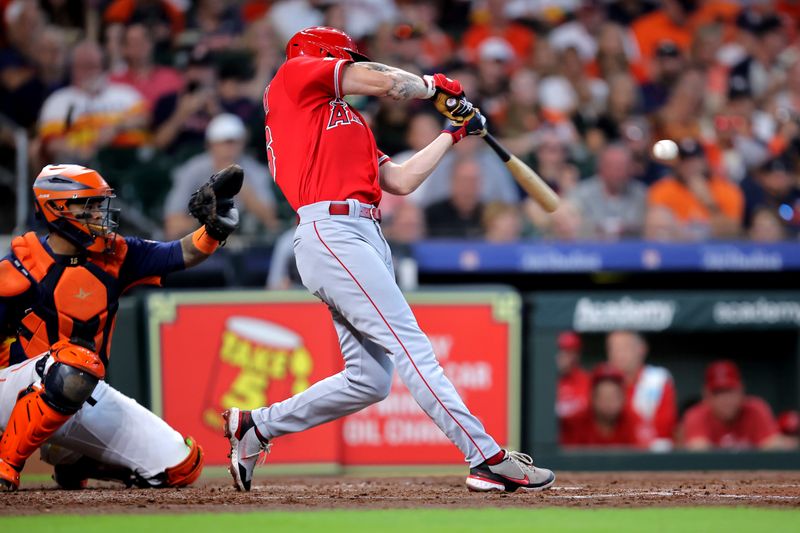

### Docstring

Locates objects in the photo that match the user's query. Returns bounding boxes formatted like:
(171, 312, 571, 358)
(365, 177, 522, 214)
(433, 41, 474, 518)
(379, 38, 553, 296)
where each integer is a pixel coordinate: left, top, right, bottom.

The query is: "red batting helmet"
(285, 26, 370, 62)
(33, 164, 119, 253)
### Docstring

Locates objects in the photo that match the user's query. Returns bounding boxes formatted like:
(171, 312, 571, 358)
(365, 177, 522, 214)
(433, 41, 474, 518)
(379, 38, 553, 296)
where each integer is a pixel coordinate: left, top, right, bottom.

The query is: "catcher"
(0, 163, 242, 491)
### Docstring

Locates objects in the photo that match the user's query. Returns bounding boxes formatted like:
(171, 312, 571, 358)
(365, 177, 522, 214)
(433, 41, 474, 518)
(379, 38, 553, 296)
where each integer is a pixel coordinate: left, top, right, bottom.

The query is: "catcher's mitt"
(188, 164, 244, 241)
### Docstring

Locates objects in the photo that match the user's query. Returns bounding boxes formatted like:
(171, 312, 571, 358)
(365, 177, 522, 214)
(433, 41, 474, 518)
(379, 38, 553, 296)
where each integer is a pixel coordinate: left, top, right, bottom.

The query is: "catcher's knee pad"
(43, 339, 105, 414)
(163, 437, 204, 487)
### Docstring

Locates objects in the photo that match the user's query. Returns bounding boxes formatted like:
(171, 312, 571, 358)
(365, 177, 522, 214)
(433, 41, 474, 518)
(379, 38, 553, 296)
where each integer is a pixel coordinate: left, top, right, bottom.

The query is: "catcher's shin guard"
(0, 389, 72, 481)
(163, 437, 204, 487)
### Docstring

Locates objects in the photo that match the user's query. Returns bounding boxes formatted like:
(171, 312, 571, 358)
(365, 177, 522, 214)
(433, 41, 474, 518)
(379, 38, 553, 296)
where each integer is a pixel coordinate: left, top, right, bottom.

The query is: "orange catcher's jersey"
(264, 56, 389, 211)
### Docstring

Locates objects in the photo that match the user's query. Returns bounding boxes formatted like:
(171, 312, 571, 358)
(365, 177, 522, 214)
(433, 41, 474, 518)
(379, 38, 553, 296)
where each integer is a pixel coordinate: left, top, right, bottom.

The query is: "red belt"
(328, 203, 382, 222)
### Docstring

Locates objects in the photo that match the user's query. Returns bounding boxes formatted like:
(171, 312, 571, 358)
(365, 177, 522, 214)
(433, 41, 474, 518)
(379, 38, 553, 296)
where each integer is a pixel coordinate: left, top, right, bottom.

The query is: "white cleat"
(466, 450, 555, 493)
(222, 408, 270, 492)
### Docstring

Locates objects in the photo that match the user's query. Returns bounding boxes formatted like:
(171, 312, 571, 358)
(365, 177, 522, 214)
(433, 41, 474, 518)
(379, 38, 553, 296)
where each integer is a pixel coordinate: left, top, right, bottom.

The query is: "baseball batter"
(0, 164, 241, 491)
(224, 26, 555, 493)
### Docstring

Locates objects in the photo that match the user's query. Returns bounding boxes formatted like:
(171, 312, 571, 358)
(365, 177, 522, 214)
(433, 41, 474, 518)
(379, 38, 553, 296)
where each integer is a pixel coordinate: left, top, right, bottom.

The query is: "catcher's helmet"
(285, 26, 370, 62)
(33, 164, 119, 253)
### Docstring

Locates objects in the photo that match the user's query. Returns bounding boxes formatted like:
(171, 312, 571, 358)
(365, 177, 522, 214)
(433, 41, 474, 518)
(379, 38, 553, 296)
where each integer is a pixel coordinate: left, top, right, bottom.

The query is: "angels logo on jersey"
(327, 99, 363, 130)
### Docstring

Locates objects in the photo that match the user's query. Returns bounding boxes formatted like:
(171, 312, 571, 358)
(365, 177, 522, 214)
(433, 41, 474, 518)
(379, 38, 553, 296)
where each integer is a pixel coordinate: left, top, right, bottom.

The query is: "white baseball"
(652, 139, 679, 160)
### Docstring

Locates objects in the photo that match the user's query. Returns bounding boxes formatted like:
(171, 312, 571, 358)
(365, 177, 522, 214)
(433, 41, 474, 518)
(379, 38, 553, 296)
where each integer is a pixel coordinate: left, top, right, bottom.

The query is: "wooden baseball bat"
(440, 95, 560, 212)
(481, 132, 560, 213)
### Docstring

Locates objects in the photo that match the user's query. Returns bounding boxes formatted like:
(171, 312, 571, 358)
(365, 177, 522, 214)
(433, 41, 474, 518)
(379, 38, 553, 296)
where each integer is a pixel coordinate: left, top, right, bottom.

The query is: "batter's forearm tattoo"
(359, 62, 429, 100)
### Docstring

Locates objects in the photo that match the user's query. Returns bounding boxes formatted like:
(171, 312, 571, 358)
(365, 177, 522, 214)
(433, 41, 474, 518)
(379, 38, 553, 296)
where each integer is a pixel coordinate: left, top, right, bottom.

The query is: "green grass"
(2, 508, 799, 533)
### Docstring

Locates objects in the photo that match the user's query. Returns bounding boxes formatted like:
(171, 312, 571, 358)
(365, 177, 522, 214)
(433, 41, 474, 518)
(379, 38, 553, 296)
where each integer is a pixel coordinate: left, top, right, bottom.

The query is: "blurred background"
(1, 0, 800, 464)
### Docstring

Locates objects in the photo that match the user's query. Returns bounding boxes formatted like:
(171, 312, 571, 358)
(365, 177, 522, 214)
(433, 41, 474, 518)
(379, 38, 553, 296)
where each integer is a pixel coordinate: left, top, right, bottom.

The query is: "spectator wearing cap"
(164, 113, 278, 240)
(647, 138, 744, 240)
(110, 23, 184, 111)
(152, 49, 219, 156)
(561, 363, 652, 448)
(681, 360, 786, 450)
(640, 40, 685, 114)
(606, 331, 677, 447)
(740, 156, 800, 237)
(476, 37, 515, 124)
(730, 9, 787, 104)
(548, 1, 608, 65)
(568, 144, 646, 240)
(35, 39, 148, 165)
(556, 332, 591, 427)
(462, 0, 536, 65)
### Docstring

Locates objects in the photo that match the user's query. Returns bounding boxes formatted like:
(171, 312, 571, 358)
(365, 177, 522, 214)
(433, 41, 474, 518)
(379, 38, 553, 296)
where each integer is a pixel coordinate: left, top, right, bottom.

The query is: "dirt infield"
(2, 471, 799, 515)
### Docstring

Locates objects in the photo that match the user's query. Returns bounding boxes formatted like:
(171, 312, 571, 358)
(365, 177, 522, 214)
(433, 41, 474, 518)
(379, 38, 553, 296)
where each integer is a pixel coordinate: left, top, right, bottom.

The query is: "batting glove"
(443, 110, 487, 144)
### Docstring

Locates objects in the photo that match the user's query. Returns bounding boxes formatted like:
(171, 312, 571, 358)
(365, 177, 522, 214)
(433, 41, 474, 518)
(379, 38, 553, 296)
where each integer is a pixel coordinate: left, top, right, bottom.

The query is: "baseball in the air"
(652, 139, 679, 160)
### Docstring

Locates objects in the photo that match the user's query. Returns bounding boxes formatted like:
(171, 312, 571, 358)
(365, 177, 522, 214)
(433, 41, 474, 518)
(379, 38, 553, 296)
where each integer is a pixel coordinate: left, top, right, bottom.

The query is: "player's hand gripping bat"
(442, 96, 560, 213)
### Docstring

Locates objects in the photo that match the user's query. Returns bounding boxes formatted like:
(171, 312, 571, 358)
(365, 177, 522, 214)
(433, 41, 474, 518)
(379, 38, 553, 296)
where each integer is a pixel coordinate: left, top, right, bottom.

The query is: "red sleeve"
(653, 377, 678, 439)
(748, 398, 780, 446)
(681, 405, 709, 442)
(377, 150, 391, 167)
(282, 57, 351, 107)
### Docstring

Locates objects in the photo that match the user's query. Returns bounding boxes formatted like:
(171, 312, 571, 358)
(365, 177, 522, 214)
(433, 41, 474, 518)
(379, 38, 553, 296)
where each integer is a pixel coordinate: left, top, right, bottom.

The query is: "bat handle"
(482, 133, 512, 163)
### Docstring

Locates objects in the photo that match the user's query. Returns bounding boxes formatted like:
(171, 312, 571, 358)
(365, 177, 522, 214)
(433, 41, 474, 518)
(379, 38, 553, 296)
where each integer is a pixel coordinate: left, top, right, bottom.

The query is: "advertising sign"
(147, 290, 520, 469)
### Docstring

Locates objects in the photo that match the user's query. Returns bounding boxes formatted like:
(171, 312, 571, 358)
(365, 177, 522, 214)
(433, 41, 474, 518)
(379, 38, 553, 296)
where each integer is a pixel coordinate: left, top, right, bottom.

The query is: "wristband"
(443, 124, 468, 144)
(192, 226, 220, 255)
(421, 75, 436, 99)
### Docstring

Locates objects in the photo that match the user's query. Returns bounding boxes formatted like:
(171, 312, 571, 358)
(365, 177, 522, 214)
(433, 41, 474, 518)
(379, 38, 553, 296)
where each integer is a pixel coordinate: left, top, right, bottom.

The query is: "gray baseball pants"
(251, 199, 501, 466)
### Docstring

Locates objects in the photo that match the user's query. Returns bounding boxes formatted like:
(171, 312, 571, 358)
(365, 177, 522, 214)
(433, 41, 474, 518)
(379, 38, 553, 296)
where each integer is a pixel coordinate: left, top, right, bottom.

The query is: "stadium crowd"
(2, 0, 800, 246)
(556, 330, 800, 451)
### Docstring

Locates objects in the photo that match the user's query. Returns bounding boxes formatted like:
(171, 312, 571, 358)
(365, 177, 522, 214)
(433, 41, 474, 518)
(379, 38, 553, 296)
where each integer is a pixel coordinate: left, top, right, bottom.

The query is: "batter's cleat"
(466, 450, 555, 493)
(0, 459, 20, 492)
(223, 408, 270, 492)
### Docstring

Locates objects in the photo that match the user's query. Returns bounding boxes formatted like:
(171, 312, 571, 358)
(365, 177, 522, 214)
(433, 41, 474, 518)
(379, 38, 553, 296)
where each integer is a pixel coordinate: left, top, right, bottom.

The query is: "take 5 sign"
(146, 290, 521, 469)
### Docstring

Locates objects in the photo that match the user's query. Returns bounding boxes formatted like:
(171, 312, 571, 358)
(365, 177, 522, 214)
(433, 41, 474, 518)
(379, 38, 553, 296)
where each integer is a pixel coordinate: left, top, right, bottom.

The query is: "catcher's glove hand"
(188, 164, 244, 242)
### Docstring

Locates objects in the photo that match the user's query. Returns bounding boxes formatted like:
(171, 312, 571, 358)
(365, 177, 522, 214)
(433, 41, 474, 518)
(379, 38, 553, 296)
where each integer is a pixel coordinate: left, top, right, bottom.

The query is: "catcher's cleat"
(223, 408, 270, 492)
(53, 457, 138, 490)
(0, 459, 20, 492)
(466, 450, 555, 493)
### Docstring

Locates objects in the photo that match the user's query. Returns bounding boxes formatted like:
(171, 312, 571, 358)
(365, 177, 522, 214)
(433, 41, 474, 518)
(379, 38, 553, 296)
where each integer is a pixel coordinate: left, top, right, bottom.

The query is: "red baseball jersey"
(556, 367, 591, 420)
(263, 56, 389, 211)
(681, 396, 780, 449)
(560, 407, 651, 448)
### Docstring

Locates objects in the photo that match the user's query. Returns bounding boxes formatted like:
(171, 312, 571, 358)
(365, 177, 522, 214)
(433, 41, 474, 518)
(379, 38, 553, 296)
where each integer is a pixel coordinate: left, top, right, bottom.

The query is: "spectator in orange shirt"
(631, 0, 696, 61)
(681, 360, 787, 450)
(606, 331, 676, 448)
(647, 139, 744, 240)
(632, 0, 739, 61)
(561, 363, 651, 448)
(556, 332, 591, 425)
(462, 0, 535, 65)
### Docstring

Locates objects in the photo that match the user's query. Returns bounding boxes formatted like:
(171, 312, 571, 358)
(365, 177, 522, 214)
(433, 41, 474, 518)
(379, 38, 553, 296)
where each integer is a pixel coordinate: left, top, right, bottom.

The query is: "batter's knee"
(353, 368, 393, 405)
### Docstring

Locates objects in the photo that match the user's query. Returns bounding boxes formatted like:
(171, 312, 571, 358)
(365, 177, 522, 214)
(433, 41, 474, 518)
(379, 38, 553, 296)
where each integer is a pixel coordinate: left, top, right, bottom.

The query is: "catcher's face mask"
(33, 164, 120, 253)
